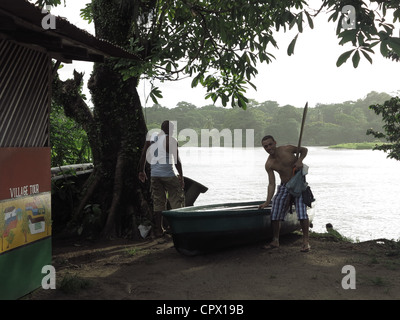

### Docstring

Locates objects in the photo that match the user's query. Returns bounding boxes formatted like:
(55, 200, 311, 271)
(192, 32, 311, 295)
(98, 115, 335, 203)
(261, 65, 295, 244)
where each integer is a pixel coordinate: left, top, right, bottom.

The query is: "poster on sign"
(0, 193, 51, 254)
(0, 148, 52, 254)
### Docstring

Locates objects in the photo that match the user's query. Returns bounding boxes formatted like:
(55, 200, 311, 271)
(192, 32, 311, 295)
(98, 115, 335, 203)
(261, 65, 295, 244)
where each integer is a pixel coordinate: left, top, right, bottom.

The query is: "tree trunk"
(52, 0, 154, 239)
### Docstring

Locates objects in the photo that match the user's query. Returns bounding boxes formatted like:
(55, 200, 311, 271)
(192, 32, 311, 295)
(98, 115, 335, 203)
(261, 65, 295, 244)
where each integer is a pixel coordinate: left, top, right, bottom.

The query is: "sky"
(48, 1, 400, 109)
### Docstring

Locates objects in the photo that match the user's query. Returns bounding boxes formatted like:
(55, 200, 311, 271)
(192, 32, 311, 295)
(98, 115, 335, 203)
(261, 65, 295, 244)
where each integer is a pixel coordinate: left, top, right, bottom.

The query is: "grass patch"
(59, 273, 92, 294)
(368, 256, 379, 265)
(328, 142, 383, 150)
(370, 277, 387, 286)
(310, 227, 354, 243)
(124, 247, 140, 256)
(124, 246, 150, 256)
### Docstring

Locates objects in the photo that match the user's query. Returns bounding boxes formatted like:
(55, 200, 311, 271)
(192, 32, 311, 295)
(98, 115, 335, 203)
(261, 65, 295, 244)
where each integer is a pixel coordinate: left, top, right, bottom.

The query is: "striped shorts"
(271, 183, 308, 221)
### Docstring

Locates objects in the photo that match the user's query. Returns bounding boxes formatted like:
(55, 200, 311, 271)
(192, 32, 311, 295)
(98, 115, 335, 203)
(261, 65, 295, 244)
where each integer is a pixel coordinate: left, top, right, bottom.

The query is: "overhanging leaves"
(336, 49, 354, 67)
(77, 0, 400, 107)
(287, 34, 299, 56)
(91, 0, 311, 109)
(352, 50, 360, 68)
(367, 97, 400, 160)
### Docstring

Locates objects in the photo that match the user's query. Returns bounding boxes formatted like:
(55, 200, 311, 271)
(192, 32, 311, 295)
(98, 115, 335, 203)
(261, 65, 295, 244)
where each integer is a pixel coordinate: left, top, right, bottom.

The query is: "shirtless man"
(258, 135, 310, 252)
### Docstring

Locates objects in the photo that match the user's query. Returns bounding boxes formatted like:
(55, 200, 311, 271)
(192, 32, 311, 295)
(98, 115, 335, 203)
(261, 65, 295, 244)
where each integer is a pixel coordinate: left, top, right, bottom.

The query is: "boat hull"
(163, 201, 315, 255)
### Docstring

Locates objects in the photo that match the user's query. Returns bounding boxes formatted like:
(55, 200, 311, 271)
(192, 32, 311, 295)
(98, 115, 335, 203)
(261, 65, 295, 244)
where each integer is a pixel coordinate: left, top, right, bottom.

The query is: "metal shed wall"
(0, 39, 52, 300)
(0, 39, 50, 147)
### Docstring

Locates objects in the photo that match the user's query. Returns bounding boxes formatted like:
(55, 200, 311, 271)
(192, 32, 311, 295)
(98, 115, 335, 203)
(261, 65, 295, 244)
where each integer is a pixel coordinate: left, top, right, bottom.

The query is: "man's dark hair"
(261, 135, 275, 143)
(161, 120, 173, 135)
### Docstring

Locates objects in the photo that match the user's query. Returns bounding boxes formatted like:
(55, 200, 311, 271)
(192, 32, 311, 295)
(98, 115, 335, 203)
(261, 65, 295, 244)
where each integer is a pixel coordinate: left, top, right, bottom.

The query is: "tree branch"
(52, 70, 101, 164)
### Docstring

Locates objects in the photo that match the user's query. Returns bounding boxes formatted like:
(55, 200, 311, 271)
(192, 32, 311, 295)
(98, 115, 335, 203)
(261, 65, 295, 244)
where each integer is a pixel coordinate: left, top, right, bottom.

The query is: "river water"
(179, 146, 400, 242)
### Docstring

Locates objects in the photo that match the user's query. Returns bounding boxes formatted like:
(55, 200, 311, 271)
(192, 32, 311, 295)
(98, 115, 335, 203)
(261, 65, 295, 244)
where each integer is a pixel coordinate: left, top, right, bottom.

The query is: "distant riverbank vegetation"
(328, 142, 384, 150)
(142, 91, 392, 147)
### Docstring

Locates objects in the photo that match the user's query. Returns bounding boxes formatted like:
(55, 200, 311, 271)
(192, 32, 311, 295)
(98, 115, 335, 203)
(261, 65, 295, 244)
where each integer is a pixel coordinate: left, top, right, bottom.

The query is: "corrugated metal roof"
(0, 0, 142, 63)
(0, 39, 50, 147)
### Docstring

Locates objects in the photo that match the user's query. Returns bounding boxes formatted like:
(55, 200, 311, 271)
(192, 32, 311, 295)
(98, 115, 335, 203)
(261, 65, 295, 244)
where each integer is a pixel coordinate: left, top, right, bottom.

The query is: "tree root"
(72, 167, 101, 223)
(101, 140, 127, 238)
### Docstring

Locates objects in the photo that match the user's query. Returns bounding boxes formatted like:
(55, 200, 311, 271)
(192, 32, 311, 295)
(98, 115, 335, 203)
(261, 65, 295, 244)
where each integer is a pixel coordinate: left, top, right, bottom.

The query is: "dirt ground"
(25, 232, 400, 301)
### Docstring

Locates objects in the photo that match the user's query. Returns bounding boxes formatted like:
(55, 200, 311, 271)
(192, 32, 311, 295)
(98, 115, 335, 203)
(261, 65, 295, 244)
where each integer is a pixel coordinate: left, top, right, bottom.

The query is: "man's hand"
(294, 159, 304, 170)
(258, 201, 270, 209)
(178, 175, 185, 189)
(138, 171, 147, 183)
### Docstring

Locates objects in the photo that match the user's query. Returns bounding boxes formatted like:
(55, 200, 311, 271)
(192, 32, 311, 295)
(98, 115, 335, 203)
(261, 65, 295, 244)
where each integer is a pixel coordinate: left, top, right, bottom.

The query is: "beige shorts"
(151, 176, 185, 211)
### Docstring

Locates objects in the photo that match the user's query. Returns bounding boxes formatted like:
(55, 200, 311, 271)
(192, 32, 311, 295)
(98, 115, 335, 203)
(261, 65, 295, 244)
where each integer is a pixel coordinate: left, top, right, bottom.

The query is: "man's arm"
(138, 140, 151, 182)
(259, 166, 276, 209)
(294, 146, 308, 170)
(167, 136, 184, 188)
(174, 150, 184, 188)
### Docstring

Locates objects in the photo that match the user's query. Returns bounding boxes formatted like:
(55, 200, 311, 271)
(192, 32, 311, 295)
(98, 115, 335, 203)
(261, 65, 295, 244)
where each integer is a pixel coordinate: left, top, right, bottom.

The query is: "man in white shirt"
(138, 120, 184, 237)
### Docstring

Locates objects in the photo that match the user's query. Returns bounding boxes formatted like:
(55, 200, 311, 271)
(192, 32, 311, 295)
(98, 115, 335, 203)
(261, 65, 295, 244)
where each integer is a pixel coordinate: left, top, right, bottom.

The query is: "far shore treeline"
(50, 90, 391, 167)
(143, 91, 390, 147)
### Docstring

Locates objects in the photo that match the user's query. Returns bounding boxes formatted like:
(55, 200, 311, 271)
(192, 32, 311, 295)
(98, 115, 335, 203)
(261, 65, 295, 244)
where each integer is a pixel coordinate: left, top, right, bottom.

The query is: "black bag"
(302, 186, 315, 207)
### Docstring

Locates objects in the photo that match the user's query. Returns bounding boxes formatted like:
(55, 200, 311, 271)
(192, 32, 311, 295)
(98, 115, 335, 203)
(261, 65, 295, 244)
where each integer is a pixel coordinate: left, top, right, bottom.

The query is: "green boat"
(163, 201, 315, 256)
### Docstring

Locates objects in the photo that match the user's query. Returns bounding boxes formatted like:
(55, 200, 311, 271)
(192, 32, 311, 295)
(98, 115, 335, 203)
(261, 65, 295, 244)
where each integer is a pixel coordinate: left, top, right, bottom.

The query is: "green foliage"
(75, 0, 400, 109)
(322, 0, 400, 68)
(148, 86, 163, 105)
(326, 227, 354, 243)
(83, 0, 312, 108)
(78, 204, 104, 237)
(50, 102, 92, 167)
(34, 0, 64, 7)
(80, 3, 93, 24)
(59, 273, 92, 294)
(329, 142, 383, 149)
(143, 91, 392, 146)
(311, 228, 354, 243)
(367, 96, 400, 160)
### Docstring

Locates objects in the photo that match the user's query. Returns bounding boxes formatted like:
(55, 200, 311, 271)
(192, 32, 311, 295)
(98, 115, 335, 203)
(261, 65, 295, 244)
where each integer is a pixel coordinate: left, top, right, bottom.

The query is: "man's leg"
(264, 185, 287, 249)
(164, 176, 185, 210)
(263, 220, 280, 249)
(295, 193, 310, 252)
(270, 220, 281, 247)
(163, 176, 184, 233)
(150, 177, 167, 238)
(153, 211, 164, 237)
(300, 219, 310, 251)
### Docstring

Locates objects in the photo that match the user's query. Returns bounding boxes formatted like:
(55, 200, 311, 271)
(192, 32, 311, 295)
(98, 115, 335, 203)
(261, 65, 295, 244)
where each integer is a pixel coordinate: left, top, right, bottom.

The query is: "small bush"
(59, 273, 92, 294)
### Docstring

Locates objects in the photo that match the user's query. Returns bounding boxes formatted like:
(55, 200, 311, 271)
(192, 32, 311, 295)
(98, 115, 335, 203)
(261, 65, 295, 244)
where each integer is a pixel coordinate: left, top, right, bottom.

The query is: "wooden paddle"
(296, 102, 308, 159)
(286, 102, 308, 213)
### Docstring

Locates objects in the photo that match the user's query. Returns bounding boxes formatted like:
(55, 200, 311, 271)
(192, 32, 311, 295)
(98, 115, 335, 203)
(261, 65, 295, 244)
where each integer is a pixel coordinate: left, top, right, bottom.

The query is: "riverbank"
(328, 142, 383, 149)
(24, 231, 400, 301)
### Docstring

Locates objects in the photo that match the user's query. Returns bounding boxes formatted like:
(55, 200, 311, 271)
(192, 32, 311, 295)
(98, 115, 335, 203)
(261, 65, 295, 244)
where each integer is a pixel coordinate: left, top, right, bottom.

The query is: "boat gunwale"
(162, 201, 271, 218)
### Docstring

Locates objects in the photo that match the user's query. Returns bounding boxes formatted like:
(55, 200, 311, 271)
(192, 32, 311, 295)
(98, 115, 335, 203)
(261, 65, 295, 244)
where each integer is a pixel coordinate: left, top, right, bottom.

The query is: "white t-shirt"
(148, 133, 175, 177)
